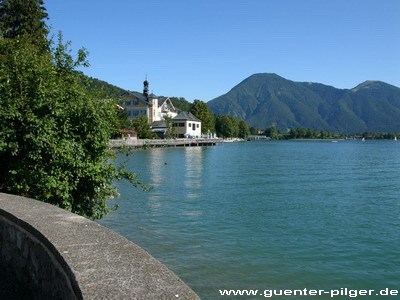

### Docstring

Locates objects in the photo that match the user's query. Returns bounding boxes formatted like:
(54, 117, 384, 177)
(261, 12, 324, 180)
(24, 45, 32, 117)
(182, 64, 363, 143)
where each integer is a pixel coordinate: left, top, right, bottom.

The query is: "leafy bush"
(0, 36, 141, 219)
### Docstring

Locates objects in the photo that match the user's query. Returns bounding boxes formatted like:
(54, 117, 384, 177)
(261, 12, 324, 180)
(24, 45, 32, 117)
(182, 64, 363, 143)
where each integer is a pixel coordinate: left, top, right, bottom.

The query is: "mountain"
(77, 72, 125, 98)
(167, 97, 192, 112)
(207, 73, 400, 133)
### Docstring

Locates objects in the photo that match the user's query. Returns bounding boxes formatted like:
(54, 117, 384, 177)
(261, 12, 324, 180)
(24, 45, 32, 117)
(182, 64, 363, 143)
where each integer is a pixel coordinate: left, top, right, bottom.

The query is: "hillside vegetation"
(79, 76, 193, 113)
(77, 73, 125, 98)
(207, 73, 400, 133)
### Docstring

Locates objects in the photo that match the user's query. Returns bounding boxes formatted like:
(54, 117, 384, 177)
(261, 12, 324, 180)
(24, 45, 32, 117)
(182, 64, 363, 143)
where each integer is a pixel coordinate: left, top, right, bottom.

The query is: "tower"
(143, 76, 149, 99)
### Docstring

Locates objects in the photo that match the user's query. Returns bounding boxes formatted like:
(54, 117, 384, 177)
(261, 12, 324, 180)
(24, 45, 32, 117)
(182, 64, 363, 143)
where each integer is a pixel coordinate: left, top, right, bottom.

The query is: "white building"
(173, 112, 202, 138)
(120, 80, 202, 139)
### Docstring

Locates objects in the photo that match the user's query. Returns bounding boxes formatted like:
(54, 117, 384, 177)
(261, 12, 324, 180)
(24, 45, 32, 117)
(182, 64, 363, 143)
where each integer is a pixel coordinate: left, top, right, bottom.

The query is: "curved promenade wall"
(0, 192, 200, 299)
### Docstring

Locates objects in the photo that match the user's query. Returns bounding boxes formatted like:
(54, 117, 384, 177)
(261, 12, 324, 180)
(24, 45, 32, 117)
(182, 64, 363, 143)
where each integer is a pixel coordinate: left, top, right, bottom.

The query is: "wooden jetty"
(110, 138, 223, 149)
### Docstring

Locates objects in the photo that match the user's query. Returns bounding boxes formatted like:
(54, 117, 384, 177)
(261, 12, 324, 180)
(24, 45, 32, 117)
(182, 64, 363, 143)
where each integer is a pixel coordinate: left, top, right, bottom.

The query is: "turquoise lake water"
(100, 140, 400, 299)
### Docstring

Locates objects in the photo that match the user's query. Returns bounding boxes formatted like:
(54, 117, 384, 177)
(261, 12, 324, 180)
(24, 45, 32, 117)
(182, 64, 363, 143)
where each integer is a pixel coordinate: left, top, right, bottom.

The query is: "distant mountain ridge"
(207, 73, 400, 133)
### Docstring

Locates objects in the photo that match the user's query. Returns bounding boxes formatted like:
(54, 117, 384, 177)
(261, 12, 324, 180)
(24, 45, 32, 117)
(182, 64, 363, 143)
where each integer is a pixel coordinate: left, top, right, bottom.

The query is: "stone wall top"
(0, 192, 200, 299)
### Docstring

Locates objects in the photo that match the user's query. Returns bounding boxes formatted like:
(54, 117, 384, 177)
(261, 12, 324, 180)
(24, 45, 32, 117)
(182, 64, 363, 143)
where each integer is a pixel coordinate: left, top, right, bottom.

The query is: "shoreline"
(110, 138, 223, 149)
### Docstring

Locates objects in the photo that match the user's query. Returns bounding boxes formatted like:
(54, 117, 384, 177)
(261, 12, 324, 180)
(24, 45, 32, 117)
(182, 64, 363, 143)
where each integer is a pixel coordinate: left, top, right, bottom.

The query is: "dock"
(110, 138, 223, 149)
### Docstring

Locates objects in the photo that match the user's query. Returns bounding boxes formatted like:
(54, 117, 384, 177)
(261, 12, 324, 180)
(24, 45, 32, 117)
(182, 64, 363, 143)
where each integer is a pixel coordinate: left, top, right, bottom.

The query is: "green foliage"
(286, 128, 338, 140)
(249, 127, 260, 135)
(190, 99, 215, 134)
(357, 132, 400, 140)
(0, 0, 49, 50)
(52, 31, 89, 70)
(0, 36, 143, 220)
(215, 115, 239, 138)
(78, 73, 125, 99)
(169, 96, 191, 112)
(114, 110, 132, 132)
(215, 115, 251, 138)
(208, 73, 400, 133)
(163, 115, 177, 139)
(238, 120, 250, 139)
(264, 125, 277, 139)
(131, 115, 156, 139)
(78, 73, 128, 134)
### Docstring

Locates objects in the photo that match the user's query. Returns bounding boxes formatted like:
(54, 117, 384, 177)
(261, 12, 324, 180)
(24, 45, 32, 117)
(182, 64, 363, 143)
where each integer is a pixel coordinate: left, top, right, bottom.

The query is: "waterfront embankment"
(0, 193, 200, 299)
(110, 138, 223, 148)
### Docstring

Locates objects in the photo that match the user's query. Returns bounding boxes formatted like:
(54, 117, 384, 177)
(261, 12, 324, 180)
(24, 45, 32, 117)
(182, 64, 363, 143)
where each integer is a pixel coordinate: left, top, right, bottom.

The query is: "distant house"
(151, 120, 168, 139)
(119, 80, 178, 124)
(173, 112, 201, 138)
(119, 129, 137, 140)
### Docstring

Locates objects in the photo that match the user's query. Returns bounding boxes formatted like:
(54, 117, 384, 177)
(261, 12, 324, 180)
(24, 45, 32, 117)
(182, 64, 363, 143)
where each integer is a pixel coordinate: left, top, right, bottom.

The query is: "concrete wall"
(0, 193, 200, 300)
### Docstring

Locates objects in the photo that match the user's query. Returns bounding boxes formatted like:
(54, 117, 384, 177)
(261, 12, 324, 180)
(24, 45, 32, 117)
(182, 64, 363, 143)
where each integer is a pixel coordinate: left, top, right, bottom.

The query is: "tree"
(169, 96, 191, 112)
(265, 125, 278, 139)
(297, 128, 307, 138)
(290, 128, 298, 138)
(238, 120, 250, 139)
(0, 0, 49, 50)
(215, 115, 239, 138)
(190, 99, 215, 134)
(131, 115, 156, 139)
(304, 128, 313, 139)
(163, 115, 177, 139)
(115, 109, 131, 132)
(0, 35, 146, 220)
(249, 127, 259, 135)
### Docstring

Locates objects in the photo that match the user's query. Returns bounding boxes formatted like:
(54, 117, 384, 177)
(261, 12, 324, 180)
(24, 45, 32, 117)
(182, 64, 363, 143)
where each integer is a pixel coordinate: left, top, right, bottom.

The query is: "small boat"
(395, 136, 397, 141)
(331, 141, 338, 143)
(362, 138, 365, 142)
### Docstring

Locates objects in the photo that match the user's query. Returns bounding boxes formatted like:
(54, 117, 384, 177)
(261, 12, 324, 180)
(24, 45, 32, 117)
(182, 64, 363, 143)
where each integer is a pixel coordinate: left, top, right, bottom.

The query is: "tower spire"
(143, 75, 149, 99)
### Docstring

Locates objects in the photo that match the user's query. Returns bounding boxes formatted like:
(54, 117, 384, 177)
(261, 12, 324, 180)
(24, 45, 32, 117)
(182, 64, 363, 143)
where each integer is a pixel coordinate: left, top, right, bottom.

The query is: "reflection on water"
(147, 148, 169, 187)
(102, 141, 400, 300)
(184, 147, 204, 198)
(124, 147, 208, 218)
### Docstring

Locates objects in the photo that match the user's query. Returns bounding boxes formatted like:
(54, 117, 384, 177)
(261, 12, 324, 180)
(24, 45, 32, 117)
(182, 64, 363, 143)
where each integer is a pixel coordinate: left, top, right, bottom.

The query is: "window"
(133, 100, 139, 105)
(173, 123, 177, 127)
(125, 100, 131, 105)
(179, 123, 185, 127)
(197, 124, 199, 128)
(188, 123, 191, 127)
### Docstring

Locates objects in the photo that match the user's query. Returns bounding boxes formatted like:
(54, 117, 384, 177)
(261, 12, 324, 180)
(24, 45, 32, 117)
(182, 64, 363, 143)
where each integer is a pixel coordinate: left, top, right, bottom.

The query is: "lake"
(99, 140, 400, 299)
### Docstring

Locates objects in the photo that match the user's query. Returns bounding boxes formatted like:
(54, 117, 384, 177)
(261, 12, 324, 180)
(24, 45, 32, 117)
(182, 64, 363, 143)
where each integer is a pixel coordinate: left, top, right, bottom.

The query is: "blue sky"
(46, 0, 400, 102)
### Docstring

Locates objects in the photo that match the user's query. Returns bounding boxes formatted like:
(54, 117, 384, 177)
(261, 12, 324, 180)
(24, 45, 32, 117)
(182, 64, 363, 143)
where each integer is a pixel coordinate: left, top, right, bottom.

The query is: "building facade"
(120, 80, 178, 123)
(173, 112, 202, 138)
(120, 80, 202, 139)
